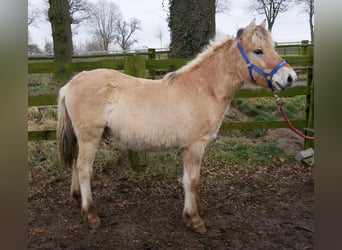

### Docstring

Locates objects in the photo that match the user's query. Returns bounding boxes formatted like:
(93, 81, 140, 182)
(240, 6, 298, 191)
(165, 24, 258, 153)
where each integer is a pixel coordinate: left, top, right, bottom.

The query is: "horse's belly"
(110, 123, 181, 151)
(106, 106, 184, 151)
(103, 93, 209, 151)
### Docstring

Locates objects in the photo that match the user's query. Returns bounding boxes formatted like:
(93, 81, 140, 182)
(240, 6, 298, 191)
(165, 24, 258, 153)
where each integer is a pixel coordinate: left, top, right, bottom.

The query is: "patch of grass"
(205, 138, 252, 166)
(254, 139, 284, 155)
(28, 74, 64, 96)
(231, 96, 306, 138)
(206, 137, 291, 167)
(42, 107, 57, 120)
(94, 148, 119, 173)
(28, 141, 65, 177)
(28, 107, 41, 121)
(212, 147, 235, 162)
(28, 107, 57, 131)
(144, 150, 183, 181)
(242, 128, 268, 138)
(281, 95, 306, 120)
(28, 139, 122, 178)
(232, 96, 306, 121)
(252, 140, 289, 165)
(231, 140, 249, 159)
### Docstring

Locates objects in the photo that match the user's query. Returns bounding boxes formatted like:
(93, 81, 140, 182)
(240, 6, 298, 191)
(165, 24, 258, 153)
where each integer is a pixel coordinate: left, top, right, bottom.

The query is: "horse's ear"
(260, 19, 267, 29)
(236, 28, 244, 38)
(245, 18, 256, 34)
(247, 18, 256, 30)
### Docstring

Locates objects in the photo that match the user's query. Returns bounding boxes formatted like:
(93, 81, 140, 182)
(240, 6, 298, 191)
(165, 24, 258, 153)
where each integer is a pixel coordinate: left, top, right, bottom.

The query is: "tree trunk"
(309, 0, 314, 42)
(48, 0, 73, 62)
(267, 19, 274, 32)
(168, 0, 216, 58)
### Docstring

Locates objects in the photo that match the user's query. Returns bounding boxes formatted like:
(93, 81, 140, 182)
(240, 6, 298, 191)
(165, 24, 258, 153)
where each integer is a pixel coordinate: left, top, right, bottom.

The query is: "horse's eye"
(254, 49, 263, 55)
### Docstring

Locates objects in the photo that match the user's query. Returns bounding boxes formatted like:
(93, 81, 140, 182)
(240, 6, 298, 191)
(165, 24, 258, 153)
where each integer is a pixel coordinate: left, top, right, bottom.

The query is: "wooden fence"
(28, 41, 314, 167)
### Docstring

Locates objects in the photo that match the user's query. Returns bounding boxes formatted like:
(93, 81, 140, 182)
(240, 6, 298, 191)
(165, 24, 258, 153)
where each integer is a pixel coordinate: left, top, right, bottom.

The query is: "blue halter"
(237, 41, 287, 91)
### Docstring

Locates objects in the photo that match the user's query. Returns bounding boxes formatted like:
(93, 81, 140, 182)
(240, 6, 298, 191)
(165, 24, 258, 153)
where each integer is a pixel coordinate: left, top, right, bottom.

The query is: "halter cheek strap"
(237, 41, 286, 91)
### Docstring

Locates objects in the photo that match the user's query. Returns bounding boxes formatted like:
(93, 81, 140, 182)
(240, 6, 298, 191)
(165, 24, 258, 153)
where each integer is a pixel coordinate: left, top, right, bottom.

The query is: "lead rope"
(273, 93, 314, 140)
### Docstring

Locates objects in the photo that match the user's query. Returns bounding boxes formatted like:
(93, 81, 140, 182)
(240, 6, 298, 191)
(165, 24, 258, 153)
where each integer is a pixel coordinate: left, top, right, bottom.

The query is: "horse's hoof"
(191, 220, 207, 234)
(81, 206, 100, 229)
(87, 215, 100, 229)
(183, 213, 207, 234)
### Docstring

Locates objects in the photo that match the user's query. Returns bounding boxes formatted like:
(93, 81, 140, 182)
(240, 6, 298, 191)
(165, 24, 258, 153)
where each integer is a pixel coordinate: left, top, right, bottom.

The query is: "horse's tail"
(57, 86, 78, 169)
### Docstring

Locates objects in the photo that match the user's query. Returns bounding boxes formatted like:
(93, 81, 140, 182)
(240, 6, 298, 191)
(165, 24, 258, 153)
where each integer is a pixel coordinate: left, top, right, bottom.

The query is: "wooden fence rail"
(28, 41, 314, 168)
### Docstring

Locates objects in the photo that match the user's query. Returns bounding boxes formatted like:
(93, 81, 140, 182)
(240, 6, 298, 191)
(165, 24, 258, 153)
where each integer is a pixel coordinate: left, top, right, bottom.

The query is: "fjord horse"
(57, 19, 296, 234)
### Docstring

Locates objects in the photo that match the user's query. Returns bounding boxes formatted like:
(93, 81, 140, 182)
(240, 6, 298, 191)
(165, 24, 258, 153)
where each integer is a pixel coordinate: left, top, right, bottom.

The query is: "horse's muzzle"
(273, 69, 297, 91)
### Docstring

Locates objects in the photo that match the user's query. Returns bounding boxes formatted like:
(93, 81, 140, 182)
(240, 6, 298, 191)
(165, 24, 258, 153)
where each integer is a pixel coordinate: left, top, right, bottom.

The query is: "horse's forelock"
(256, 26, 271, 41)
(247, 25, 273, 47)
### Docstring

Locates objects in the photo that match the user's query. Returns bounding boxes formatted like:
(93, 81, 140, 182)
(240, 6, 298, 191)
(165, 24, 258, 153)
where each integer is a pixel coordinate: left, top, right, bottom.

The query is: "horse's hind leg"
(70, 166, 81, 205)
(182, 142, 207, 234)
(76, 133, 102, 229)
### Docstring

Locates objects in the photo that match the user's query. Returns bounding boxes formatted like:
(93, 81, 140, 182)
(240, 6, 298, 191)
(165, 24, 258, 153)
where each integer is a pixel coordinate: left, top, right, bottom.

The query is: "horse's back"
(61, 69, 130, 135)
(67, 68, 143, 89)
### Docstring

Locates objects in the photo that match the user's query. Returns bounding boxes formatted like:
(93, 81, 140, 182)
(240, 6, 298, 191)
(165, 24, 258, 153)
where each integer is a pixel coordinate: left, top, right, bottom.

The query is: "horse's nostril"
(287, 75, 293, 84)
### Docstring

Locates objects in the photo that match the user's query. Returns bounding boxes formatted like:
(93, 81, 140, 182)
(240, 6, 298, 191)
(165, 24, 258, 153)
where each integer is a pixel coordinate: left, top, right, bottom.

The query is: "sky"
(28, 0, 311, 51)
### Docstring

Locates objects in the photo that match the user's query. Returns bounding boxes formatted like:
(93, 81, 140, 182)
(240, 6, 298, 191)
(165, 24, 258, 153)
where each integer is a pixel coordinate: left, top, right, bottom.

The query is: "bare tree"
(44, 39, 53, 54)
(28, 2, 41, 26)
(248, 0, 292, 32)
(87, 0, 122, 51)
(215, 0, 230, 14)
(69, 0, 91, 26)
(84, 39, 104, 52)
(28, 2, 42, 49)
(44, 0, 89, 24)
(295, 0, 314, 42)
(28, 44, 43, 55)
(115, 18, 142, 50)
(155, 27, 164, 48)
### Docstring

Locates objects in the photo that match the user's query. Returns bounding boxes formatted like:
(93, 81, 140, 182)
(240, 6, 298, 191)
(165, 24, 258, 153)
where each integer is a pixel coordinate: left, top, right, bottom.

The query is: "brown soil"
(28, 129, 313, 249)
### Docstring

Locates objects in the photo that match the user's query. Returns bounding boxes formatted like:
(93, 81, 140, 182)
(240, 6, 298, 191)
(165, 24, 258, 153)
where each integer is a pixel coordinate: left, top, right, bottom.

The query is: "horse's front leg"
(76, 140, 100, 229)
(182, 143, 207, 234)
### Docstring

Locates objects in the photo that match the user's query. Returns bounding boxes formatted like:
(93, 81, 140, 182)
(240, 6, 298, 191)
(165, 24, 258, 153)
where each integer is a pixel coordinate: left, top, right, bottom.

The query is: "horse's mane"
(163, 24, 272, 82)
(164, 35, 234, 81)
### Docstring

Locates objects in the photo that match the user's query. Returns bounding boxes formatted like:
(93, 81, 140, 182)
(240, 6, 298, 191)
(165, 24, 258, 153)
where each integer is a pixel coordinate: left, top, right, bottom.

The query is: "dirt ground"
(28, 129, 313, 249)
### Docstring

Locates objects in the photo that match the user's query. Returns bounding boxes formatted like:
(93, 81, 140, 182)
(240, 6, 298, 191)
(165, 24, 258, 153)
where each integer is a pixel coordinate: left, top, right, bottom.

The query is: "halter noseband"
(237, 41, 287, 91)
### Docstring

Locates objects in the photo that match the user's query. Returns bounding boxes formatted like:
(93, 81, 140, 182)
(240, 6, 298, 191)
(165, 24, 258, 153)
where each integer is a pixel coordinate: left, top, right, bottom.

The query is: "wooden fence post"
(304, 65, 314, 149)
(148, 48, 156, 59)
(303, 40, 314, 150)
(124, 55, 146, 77)
(301, 40, 309, 56)
(147, 48, 156, 79)
(124, 55, 148, 171)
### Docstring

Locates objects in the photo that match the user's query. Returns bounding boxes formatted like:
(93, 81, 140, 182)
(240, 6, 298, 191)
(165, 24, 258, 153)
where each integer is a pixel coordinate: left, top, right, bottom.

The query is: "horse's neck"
(185, 44, 243, 103)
